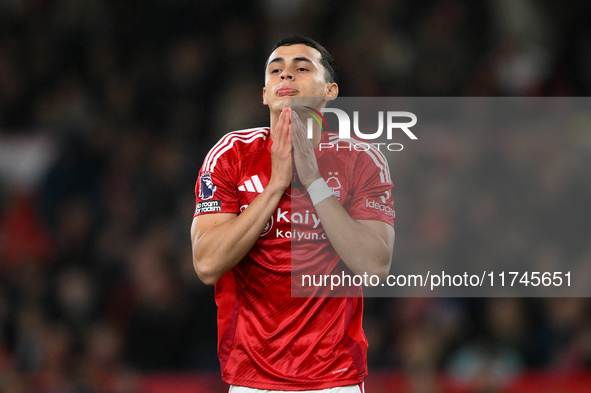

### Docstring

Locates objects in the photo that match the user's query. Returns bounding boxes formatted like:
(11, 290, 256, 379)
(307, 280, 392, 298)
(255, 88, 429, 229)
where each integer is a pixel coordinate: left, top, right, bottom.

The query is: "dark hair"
(265, 35, 338, 84)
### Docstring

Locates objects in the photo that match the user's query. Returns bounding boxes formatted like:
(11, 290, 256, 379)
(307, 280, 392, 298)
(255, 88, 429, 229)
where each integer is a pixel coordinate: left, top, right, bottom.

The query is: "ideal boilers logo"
(304, 107, 417, 151)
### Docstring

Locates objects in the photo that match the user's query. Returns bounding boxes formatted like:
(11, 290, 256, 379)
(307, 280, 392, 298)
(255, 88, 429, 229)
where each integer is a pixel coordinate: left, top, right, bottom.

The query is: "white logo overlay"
(307, 109, 417, 140)
(303, 106, 418, 152)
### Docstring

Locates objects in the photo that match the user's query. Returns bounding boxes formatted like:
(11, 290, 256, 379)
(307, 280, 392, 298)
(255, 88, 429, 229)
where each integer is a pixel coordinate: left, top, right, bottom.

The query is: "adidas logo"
(238, 175, 264, 193)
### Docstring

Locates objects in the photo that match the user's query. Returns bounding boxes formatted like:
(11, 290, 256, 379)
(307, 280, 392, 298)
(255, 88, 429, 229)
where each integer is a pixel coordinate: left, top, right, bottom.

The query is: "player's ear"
(325, 83, 338, 102)
(263, 87, 267, 105)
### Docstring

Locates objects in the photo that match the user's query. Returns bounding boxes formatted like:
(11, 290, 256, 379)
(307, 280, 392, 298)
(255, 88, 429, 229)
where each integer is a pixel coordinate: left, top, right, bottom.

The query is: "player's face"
(263, 44, 337, 113)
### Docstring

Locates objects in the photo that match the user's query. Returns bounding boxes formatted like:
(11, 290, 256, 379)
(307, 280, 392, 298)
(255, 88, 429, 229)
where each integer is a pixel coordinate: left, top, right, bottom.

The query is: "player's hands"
(291, 109, 322, 188)
(269, 107, 292, 192)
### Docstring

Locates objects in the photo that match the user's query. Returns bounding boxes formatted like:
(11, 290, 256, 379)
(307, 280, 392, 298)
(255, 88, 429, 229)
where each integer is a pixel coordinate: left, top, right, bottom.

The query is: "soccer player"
(191, 36, 395, 393)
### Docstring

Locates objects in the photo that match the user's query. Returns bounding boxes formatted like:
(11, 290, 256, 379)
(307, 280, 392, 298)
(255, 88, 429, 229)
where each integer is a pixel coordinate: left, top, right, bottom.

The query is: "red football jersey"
(194, 127, 394, 390)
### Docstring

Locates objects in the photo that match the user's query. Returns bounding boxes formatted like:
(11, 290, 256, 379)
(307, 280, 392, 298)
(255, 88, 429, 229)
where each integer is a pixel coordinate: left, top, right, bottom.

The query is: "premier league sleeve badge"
(199, 172, 217, 200)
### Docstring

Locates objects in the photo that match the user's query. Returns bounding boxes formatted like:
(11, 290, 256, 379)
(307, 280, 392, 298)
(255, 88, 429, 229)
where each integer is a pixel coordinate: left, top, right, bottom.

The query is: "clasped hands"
(270, 107, 322, 190)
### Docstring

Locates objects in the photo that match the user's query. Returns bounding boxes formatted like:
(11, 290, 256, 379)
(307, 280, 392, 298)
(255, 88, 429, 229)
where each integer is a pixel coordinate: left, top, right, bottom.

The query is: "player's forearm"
(314, 197, 393, 280)
(192, 185, 285, 285)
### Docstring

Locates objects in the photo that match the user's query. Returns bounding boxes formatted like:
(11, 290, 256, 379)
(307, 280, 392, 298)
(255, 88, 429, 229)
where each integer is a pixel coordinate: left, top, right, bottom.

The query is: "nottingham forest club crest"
(326, 172, 342, 198)
(199, 173, 216, 200)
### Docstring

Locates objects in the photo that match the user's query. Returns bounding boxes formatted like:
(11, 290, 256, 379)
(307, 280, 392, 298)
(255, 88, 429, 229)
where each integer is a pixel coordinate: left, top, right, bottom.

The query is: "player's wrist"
(306, 178, 333, 206)
(265, 179, 289, 197)
(300, 170, 322, 189)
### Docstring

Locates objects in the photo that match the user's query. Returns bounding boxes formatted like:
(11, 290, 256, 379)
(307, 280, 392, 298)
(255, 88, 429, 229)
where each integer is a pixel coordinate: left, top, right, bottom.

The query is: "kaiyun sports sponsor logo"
(242, 202, 393, 240)
(240, 205, 327, 240)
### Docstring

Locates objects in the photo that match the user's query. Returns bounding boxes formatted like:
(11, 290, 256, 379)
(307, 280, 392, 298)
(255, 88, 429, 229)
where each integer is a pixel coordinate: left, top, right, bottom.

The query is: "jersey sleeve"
(194, 144, 240, 217)
(348, 148, 395, 227)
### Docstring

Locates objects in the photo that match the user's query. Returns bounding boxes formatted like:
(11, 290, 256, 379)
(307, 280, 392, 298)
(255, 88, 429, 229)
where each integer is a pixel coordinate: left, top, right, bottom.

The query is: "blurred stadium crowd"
(1, 0, 591, 392)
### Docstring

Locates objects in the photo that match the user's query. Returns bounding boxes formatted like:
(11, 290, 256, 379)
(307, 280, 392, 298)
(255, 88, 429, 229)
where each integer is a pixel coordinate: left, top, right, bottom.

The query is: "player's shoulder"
(213, 127, 270, 154)
(214, 127, 270, 148)
(202, 127, 270, 173)
(223, 126, 270, 137)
